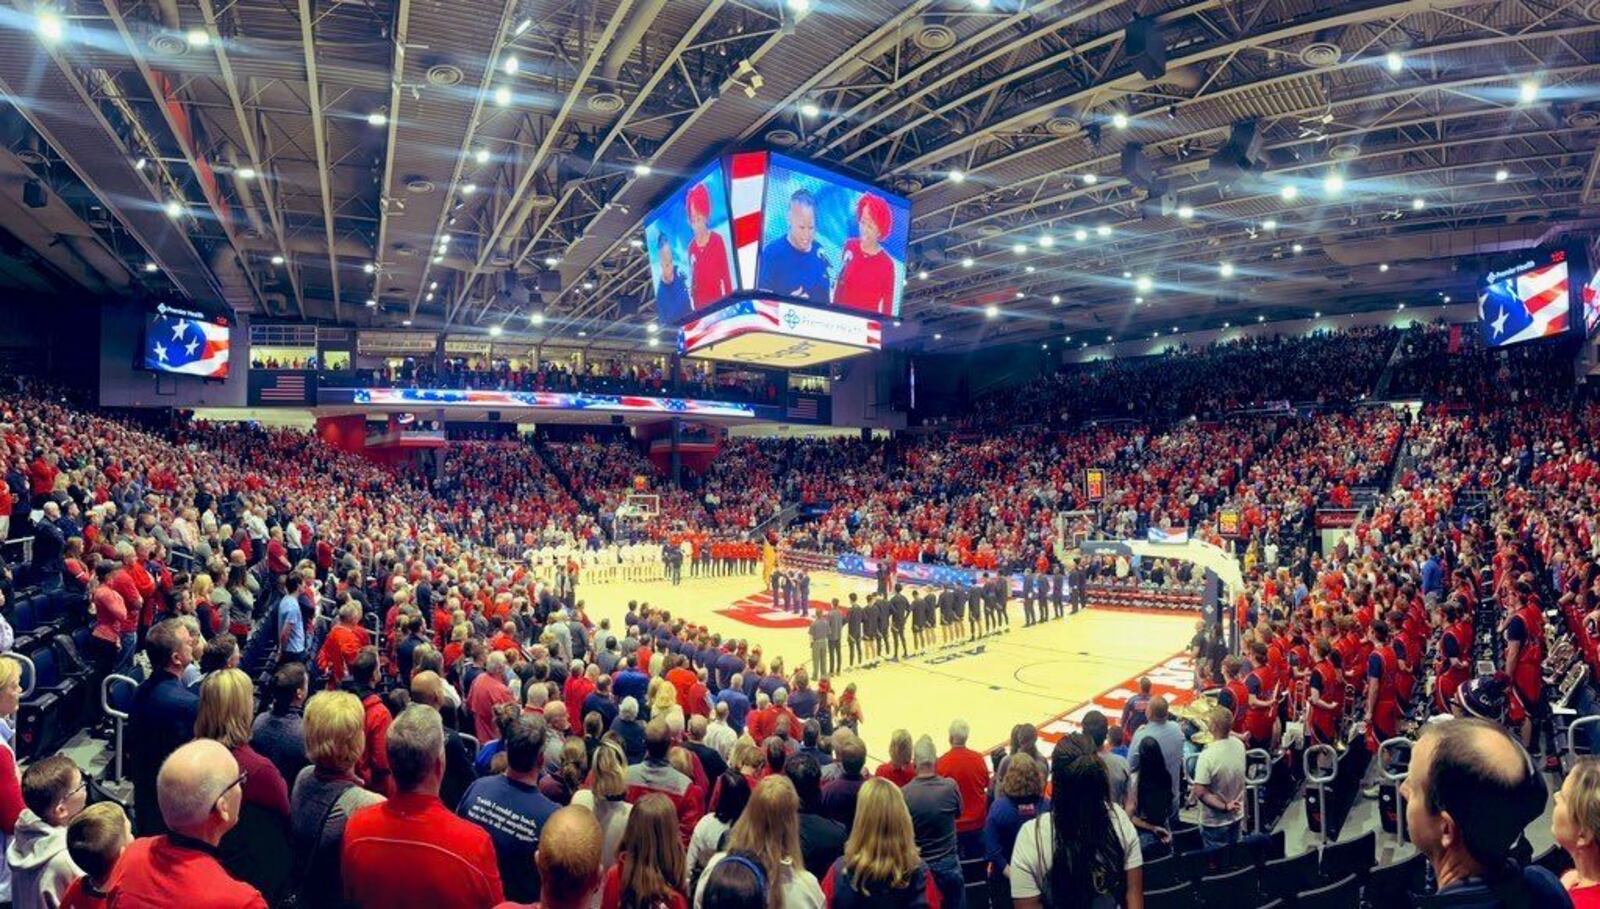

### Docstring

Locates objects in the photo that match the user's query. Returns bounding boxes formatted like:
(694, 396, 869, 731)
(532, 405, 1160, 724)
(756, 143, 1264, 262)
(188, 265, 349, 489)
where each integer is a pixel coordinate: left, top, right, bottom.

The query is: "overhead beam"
(299, 0, 347, 321)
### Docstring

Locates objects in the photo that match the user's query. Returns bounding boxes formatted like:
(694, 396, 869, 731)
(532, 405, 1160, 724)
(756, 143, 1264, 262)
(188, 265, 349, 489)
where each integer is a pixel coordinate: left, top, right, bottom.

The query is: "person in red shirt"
(562, 664, 597, 728)
(685, 183, 732, 309)
(59, 801, 132, 909)
(467, 651, 516, 744)
(834, 193, 898, 317)
(106, 739, 268, 908)
(348, 649, 393, 796)
(935, 718, 991, 853)
(342, 705, 504, 909)
(874, 730, 917, 788)
(316, 603, 368, 689)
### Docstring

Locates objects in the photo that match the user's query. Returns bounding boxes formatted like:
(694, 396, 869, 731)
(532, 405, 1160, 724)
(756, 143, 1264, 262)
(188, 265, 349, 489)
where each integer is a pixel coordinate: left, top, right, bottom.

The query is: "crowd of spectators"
(353, 357, 782, 406)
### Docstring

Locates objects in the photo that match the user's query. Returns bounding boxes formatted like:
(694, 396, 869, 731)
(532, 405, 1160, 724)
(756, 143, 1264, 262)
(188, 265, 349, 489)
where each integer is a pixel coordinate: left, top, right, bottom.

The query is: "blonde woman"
(0, 657, 22, 904)
(822, 777, 939, 907)
(874, 730, 916, 787)
(1554, 756, 1600, 907)
(573, 740, 634, 871)
(196, 668, 291, 818)
(693, 775, 823, 909)
(289, 690, 385, 909)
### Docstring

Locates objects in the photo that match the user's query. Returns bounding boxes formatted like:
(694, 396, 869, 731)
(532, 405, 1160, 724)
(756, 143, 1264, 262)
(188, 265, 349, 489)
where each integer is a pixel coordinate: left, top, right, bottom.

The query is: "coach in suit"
(889, 585, 910, 660)
(1050, 567, 1066, 619)
(825, 602, 843, 675)
(845, 595, 864, 666)
(1020, 570, 1037, 626)
(1070, 561, 1088, 613)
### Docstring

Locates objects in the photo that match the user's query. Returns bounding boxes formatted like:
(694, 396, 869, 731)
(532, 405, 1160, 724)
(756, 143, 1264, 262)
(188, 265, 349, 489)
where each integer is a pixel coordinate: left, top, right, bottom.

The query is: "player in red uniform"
(685, 182, 732, 308)
(1435, 602, 1474, 714)
(1306, 637, 1345, 745)
(833, 193, 897, 316)
(1364, 621, 1401, 752)
(1505, 591, 1553, 761)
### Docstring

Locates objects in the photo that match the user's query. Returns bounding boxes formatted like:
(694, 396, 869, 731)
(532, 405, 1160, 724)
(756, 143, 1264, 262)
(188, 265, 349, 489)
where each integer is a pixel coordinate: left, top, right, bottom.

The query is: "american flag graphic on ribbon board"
(1479, 256, 1571, 347)
(144, 310, 231, 378)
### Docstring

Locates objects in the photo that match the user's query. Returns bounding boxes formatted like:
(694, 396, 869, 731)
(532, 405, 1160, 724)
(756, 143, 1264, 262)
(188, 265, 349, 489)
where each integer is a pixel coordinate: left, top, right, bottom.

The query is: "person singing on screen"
(654, 236, 690, 320)
(686, 182, 733, 308)
(759, 190, 831, 303)
(834, 194, 897, 316)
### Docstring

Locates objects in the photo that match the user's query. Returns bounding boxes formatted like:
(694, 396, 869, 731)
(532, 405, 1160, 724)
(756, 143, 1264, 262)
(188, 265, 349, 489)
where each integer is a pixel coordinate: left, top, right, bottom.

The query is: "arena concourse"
(0, 3, 1598, 909)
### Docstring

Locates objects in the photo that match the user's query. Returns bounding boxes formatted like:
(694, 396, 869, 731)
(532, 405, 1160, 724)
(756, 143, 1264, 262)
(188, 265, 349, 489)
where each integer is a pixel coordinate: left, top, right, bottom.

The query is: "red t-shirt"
(59, 876, 107, 909)
(834, 239, 896, 316)
(935, 747, 989, 833)
(1572, 884, 1600, 909)
(687, 232, 732, 308)
(874, 762, 916, 788)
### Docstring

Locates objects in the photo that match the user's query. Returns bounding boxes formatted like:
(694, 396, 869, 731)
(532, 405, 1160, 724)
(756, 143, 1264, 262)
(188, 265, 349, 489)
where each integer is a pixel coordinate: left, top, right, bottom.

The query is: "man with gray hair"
(904, 733, 964, 909)
(107, 739, 266, 906)
(341, 705, 503, 907)
(611, 697, 646, 764)
(703, 701, 737, 760)
(937, 717, 991, 860)
(467, 649, 515, 744)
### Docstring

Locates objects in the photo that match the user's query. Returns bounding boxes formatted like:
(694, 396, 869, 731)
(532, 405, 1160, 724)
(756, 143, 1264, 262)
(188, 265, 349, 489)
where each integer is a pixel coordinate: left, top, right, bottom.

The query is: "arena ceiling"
(2, 0, 1599, 350)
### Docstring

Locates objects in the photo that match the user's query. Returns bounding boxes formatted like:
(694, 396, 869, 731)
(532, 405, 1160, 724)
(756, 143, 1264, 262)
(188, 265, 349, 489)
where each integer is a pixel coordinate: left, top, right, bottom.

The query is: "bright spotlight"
(947, 169, 965, 184)
(36, 9, 63, 44)
(543, 256, 560, 267)
(961, 257, 974, 268)
(163, 199, 184, 219)
(1012, 243, 1027, 255)
(1122, 271, 1133, 279)
(647, 336, 659, 348)
(917, 270, 929, 280)
(1135, 275, 1153, 293)
(1111, 112, 1129, 130)
(985, 304, 999, 319)
(1379, 263, 1390, 272)
(530, 312, 546, 326)
(632, 163, 652, 177)
(503, 56, 519, 75)
(489, 325, 503, 337)
(1038, 234, 1054, 248)
(1050, 294, 1061, 305)
(799, 101, 820, 118)
(647, 322, 660, 334)
(475, 148, 491, 164)
(185, 28, 210, 48)
(1280, 184, 1299, 201)
(1292, 243, 1304, 254)
(1218, 262, 1235, 278)
(1495, 168, 1509, 182)
(366, 111, 388, 127)
(1411, 197, 1425, 210)
(1385, 52, 1403, 73)
(237, 166, 257, 180)
(1095, 224, 1111, 237)
(1074, 228, 1088, 242)
(462, 183, 478, 195)
(143, 262, 158, 273)
(365, 298, 377, 307)
(1261, 219, 1277, 231)
(494, 86, 512, 107)
(1323, 173, 1344, 196)
(1024, 266, 1035, 274)
(1520, 79, 1539, 103)
(1177, 205, 1195, 220)
(270, 255, 285, 266)
(1082, 173, 1098, 185)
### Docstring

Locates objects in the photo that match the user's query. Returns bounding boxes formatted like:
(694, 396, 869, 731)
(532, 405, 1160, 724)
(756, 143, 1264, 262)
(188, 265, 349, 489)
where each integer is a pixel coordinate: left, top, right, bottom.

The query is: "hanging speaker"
(1126, 18, 1167, 80)
(1120, 143, 1155, 189)
(537, 271, 562, 293)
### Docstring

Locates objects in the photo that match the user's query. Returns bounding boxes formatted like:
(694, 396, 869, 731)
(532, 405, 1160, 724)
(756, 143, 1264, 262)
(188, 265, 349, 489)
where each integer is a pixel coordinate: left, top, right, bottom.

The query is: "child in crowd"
(58, 803, 131, 909)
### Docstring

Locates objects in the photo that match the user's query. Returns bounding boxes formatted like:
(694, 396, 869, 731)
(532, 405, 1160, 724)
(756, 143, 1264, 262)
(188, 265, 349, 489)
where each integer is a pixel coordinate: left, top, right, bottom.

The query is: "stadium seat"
(1195, 863, 1261, 908)
(1145, 881, 1194, 909)
(1143, 853, 1180, 891)
(1260, 850, 1320, 903)
(1243, 829, 1287, 866)
(14, 641, 85, 760)
(1171, 823, 1205, 854)
(1296, 873, 1360, 909)
(1318, 830, 1375, 884)
(1361, 851, 1428, 909)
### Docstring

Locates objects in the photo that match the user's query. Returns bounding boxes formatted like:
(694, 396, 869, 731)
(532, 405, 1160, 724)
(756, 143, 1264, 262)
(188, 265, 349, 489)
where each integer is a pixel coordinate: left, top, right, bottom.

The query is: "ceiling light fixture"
(961, 257, 974, 268)
(632, 163, 652, 177)
(1111, 112, 1129, 130)
(1292, 243, 1304, 254)
(1013, 243, 1027, 255)
(270, 254, 285, 265)
(1082, 173, 1098, 185)
(1519, 79, 1540, 103)
(1495, 168, 1510, 182)
(647, 337, 659, 347)
(1219, 262, 1235, 278)
(799, 101, 820, 118)
(163, 199, 184, 219)
(1096, 224, 1111, 237)
(365, 298, 377, 307)
(185, 28, 210, 48)
(1261, 219, 1277, 231)
(494, 86, 512, 107)
(544, 256, 560, 267)
(1177, 205, 1195, 220)
(917, 270, 929, 280)
(503, 56, 519, 75)
(1038, 234, 1054, 248)
(35, 9, 63, 44)
(1411, 197, 1425, 210)
(1379, 263, 1390, 272)
(1135, 275, 1153, 293)
(462, 183, 477, 195)
(475, 148, 491, 164)
(489, 325, 503, 337)
(144, 262, 158, 273)
(363, 262, 376, 274)
(1074, 228, 1088, 242)
(530, 312, 546, 326)
(1385, 52, 1403, 73)
(947, 169, 965, 184)
(985, 304, 999, 318)
(1280, 184, 1299, 201)
(429, 281, 438, 290)
(647, 322, 659, 333)
(1323, 173, 1345, 196)
(237, 166, 257, 180)
(514, 18, 531, 34)
(366, 111, 388, 127)
(1051, 294, 1061, 304)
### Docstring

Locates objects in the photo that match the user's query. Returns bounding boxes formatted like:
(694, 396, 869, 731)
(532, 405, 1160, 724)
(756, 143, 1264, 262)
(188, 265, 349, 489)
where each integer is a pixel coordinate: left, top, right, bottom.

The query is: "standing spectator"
(107, 739, 267, 908)
(613, 698, 647, 765)
(341, 705, 504, 908)
(599, 793, 689, 909)
(457, 716, 560, 906)
(196, 668, 293, 902)
(624, 721, 701, 839)
(688, 772, 749, 884)
(346, 649, 392, 797)
(694, 776, 823, 909)
(1009, 734, 1143, 909)
(7, 756, 87, 909)
(983, 754, 1047, 908)
(819, 734, 868, 831)
(1402, 718, 1568, 908)
(874, 731, 915, 788)
(128, 620, 199, 835)
(1126, 697, 1184, 817)
(1126, 737, 1173, 851)
(571, 742, 633, 874)
(0, 656, 22, 903)
(468, 652, 517, 745)
(1553, 757, 1600, 907)
(1082, 711, 1129, 807)
(903, 736, 963, 909)
(492, 806, 605, 909)
(1191, 708, 1246, 848)
(59, 802, 131, 909)
(276, 575, 308, 666)
(935, 719, 990, 859)
(784, 753, 845, 884)
(289, 691, 385, 909)
(820, 777, 940, 908)
(252, 663, 309, 787)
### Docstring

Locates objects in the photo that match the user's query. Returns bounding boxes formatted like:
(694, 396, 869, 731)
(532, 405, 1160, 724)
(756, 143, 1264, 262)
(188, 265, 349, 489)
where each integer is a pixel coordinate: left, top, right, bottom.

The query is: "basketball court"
(579, 569, 1199, 760)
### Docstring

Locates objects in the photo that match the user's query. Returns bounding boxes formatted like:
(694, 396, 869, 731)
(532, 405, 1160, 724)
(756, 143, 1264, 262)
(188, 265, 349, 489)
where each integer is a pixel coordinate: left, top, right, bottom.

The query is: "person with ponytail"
(1009, 733, 1143, 909)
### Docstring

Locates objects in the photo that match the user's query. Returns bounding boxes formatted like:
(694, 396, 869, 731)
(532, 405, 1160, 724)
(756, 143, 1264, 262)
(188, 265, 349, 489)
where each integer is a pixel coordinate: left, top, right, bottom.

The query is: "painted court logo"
(714, 591, 823, 629)
(1027, 652, 1198, 755)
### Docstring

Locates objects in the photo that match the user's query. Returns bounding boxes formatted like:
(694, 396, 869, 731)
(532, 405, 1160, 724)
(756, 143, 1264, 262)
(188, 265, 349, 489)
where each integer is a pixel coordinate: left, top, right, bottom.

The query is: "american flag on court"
(258, 373, 309, 402)
(1480, 259, 1570, 346)
(145, 314, 230, 378)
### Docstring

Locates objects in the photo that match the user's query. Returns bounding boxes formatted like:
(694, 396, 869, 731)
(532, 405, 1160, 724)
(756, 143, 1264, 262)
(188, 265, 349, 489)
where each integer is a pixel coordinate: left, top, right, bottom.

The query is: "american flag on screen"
(1480, 259, 1570, 346)
(146, 314, 230, 378)
(680, 299, 779, 352)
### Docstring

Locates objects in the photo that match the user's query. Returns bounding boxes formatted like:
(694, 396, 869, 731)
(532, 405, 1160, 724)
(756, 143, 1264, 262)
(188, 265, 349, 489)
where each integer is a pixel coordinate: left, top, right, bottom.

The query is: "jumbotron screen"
(142, 303, 232, 378)
(643, 159, 739, 326)
(1477, 247, 1573, 347)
